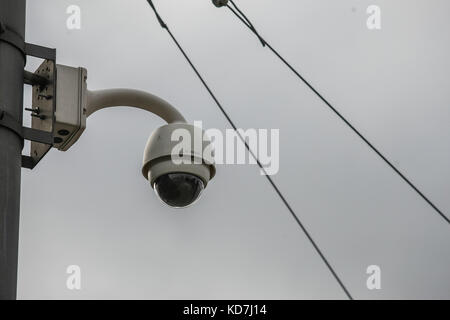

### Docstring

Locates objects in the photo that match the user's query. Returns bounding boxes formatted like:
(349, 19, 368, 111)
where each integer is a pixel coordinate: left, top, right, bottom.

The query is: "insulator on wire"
(212, 0, 228, 8)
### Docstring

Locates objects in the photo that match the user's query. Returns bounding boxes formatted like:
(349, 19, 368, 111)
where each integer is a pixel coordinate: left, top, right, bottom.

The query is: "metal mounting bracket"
(1, 21, 57, 170)
(0, 110, 53, 144)
(23, 59, 57, 170)
(0, 21, 56, 62)
(0, 110, 53, 169)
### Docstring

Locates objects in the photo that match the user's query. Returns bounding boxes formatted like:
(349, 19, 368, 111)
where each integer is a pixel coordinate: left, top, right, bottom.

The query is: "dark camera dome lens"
(153, 173, 204, 208)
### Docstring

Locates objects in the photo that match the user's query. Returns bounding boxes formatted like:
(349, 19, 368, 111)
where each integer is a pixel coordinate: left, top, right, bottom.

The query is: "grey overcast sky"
(18, 0, 449, 299)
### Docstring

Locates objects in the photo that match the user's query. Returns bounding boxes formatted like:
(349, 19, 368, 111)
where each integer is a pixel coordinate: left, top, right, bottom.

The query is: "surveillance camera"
(142, 123, 216, 208)
(27, 61, 215, 208)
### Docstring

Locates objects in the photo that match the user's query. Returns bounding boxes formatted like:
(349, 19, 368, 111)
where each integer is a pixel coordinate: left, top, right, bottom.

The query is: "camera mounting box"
(53, 64, 87, 151)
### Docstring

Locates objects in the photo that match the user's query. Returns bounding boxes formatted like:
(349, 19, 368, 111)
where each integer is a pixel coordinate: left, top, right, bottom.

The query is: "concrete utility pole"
(0, 0, 26, 300)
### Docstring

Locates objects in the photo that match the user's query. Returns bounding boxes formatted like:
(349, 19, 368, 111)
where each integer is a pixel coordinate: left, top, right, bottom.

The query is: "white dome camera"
(142, 123, 216, 208)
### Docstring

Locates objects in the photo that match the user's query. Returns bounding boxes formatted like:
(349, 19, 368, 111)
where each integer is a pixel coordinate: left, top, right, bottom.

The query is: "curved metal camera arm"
(86, 89, 186, 124)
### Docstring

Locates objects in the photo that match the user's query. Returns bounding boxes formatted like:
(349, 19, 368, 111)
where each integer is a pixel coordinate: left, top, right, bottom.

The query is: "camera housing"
(142, 123, 216, 208)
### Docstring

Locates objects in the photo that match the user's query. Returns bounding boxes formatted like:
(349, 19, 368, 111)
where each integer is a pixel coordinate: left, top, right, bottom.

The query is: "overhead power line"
(221, 0, 450, 225)
(146, 0, 354, 300)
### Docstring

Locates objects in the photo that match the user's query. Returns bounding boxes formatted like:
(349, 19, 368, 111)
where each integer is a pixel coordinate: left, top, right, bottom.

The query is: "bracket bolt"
(38, 94, 53, 100)
(31, 113, 46, 120)
(25, 107, 40, 114)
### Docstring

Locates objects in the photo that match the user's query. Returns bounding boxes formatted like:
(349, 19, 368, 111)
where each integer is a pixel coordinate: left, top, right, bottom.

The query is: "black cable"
(146, 0, 354, 300)
(229, 0, 266, 47)
(224, 0, 450, 225)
